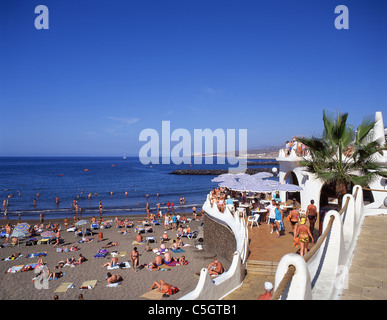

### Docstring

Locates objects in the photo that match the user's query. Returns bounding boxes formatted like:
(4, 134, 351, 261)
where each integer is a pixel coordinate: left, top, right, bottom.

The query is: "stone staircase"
(246, 259, 279, 276)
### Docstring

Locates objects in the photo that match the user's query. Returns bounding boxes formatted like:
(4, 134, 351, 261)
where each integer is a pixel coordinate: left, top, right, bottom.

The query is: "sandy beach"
(0, 213, 230, 300)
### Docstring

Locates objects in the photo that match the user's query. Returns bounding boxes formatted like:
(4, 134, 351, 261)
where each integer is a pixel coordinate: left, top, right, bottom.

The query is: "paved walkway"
(223, 213, 387, 300)
(339, 214, 387, 300)
(224, 217, 307, 300)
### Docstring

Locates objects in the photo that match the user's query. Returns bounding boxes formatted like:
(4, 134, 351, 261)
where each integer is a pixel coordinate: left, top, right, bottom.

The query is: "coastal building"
(276, 111, 387, 212)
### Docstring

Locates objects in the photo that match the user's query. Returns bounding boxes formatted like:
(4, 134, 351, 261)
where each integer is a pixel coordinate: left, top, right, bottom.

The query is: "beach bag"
(168, 286, 179, 295)
(279, 221, 285, 232)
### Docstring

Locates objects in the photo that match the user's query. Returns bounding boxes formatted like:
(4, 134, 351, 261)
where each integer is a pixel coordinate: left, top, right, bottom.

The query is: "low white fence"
(273, 185, 368, 299)
(179, 195, 249, 300)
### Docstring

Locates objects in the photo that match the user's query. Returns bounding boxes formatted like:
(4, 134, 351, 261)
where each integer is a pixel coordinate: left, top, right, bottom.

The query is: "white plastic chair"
(247, 214, 260, 229)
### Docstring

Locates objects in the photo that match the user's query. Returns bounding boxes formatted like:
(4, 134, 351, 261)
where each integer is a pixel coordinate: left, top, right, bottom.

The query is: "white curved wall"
(179, 195, 249, 300)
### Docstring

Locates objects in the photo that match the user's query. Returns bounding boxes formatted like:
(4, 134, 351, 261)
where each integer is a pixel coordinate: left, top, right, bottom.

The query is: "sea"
(0, 157, 278, 220)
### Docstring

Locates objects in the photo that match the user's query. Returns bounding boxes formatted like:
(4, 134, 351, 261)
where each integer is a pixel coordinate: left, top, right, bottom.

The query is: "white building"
(276, 111, 387, 212)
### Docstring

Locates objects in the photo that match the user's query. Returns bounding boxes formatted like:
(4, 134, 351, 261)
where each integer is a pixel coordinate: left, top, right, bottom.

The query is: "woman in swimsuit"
(294, 217, 314, 256)
(130, 247, 139, 272)
(289, 206, 300, 235)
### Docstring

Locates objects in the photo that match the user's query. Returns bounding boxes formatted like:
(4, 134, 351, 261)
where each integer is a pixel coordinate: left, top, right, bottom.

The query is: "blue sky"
(1, 0, 386, 156)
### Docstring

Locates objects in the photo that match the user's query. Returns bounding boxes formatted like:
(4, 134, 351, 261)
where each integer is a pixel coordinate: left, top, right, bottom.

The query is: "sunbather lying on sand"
(48, 266, 64, 280)
(144, 262, 160, 271)
(101, 256, 119, 268)
(106, 272, 123, 284)
(148, 279, 179, 296)
(103, 242, 118, 248)
(163, 251, 173, 264)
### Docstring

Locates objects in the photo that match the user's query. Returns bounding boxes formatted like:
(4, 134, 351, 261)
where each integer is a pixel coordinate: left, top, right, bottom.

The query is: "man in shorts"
(306, 199, 318, 236)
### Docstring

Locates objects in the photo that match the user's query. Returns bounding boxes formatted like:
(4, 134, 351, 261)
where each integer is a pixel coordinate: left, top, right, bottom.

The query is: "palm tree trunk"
(335, 180, 347, 209)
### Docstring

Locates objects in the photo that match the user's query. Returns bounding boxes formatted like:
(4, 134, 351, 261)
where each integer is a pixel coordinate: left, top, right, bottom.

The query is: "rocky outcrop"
(169, 167, 275, 175)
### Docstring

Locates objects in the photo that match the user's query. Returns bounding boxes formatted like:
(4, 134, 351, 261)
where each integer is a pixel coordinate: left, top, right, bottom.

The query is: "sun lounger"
(146, 237, 156, 243)
(177, 231, 198, 239)
(37, 238, 50, 245)
(91, 223, 99, 230)
(25, 238, 38, 246)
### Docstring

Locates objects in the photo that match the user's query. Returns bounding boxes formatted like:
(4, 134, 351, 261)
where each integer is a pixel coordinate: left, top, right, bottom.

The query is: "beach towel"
(170, 248, 185, 253)
(7, 265, 24, 273)
(164, 260, 179, 267)
(106, 281, 122, 287)
(114, 251, 127, 257)
(79, 280, 97, 290)
(54, 282, 74, 293)
(2, 254, 23, 261)
(140, 289, 164, 300)
(132, 240, 145, 245)
(94, 249, 109, 258)
(26, 252, 47, 258)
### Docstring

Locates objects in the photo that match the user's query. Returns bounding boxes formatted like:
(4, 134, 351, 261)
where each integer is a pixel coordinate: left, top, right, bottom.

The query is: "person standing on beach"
(99, 201, 103, 218)
(164, 213, 170, 231)
(130, 247, 139, 272)
(40, 212, 44, 224)
(5, 223, 11, 244)
(64, 217, 69, 231)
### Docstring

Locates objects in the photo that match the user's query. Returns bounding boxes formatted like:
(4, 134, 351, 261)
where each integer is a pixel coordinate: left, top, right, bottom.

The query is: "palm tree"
(298, 110, 387, 208)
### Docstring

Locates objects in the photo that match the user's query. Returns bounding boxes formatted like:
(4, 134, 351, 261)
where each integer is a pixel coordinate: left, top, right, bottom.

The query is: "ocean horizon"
(0, 156, 278, 220)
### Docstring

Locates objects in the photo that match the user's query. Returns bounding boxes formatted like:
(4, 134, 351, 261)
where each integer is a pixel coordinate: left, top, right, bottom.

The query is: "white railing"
(179, 195, 249, 300)
(273, 185, 367, 300)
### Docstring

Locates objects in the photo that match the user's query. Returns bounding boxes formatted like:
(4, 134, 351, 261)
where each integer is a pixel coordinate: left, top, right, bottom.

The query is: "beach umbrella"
(14, 222, 30, 233)
(212, 173, 249, 182)
(211, 176, 236, 182)
(41, 230, 56, 238)
(11, 230, 27, 238)
(275, 184, 303, 192)
(75, 220, 89, 236)
(10, 230, 27, 247)
(251, 172, 273, 179)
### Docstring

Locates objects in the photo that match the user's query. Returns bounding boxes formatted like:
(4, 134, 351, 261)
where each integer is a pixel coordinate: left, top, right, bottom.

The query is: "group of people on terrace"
(209, 186, 316, 256)
(285, 138, 308, 157)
